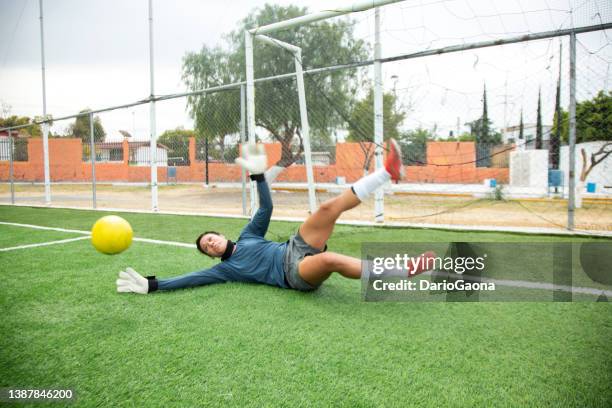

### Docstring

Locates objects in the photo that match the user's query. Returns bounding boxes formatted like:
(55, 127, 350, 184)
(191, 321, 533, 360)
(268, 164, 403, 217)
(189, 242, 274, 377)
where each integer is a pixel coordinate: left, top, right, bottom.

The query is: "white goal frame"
(244, 0, 403, 217)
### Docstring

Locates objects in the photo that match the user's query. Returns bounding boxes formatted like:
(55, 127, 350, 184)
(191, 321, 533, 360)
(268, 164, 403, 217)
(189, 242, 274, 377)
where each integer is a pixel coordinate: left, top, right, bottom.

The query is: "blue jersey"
(157, 179, 289, 291)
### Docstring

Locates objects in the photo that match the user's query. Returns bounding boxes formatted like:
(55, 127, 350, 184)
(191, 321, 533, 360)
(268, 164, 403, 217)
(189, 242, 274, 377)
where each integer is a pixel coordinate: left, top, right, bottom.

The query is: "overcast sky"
(0, 0, 610, 141)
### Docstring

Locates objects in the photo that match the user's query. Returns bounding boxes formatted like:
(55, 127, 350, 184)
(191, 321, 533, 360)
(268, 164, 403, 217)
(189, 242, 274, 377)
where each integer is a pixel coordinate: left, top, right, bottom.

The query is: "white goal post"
(244, 0, 404, 217)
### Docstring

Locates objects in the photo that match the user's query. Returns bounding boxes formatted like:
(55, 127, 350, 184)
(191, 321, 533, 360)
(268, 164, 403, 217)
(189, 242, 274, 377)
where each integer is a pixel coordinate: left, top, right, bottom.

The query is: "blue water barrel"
(548, 169, 563, 187)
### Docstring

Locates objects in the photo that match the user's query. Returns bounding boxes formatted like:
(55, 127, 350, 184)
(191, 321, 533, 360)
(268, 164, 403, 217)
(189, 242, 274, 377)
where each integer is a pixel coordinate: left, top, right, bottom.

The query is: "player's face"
(199, 233, 227, 257)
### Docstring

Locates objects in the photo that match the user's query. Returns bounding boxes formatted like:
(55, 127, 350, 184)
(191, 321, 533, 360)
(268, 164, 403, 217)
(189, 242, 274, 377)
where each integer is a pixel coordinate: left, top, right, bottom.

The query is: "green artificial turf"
(0, 205, 610, 407)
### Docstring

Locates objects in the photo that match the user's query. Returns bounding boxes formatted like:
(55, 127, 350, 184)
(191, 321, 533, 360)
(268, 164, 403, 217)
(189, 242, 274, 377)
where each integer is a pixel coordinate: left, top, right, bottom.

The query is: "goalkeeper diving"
(116, 139, 433, 294)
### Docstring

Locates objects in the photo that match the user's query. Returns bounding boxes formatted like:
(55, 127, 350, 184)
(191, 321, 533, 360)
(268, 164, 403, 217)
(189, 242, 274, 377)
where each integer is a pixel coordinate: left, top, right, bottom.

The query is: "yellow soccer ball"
(91, 215, 133, 255)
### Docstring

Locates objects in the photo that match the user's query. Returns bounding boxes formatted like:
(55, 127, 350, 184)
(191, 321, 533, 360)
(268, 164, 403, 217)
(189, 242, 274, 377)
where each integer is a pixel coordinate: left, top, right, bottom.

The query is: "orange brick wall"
(0, 138, 509, 184)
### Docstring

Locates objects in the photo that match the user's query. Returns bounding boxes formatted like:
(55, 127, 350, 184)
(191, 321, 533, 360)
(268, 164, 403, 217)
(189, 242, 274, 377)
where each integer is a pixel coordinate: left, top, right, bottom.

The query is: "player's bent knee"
(319, 252, 340, 271)
(317, 201, 335, 213)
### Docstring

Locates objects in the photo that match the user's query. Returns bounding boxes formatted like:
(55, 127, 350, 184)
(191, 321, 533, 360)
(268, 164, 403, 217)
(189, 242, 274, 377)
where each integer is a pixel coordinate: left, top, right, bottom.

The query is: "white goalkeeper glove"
(235, 144, 267, 175)
(116, 267, 151, 294)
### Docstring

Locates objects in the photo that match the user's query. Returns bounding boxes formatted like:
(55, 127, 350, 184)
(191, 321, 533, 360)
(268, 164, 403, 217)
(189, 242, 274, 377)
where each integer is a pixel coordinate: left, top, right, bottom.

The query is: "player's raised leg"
(297, 248, 437, 287)
(298, 139, 404, 250)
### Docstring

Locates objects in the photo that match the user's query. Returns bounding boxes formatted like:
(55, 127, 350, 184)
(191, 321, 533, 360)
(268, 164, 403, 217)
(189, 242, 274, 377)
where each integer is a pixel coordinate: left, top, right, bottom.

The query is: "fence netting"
(0, 3, 610, 234)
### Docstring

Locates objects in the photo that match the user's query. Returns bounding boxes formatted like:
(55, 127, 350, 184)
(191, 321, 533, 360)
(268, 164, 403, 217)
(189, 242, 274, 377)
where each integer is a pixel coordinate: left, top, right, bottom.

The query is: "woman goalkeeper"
(116, 139, 428, 294)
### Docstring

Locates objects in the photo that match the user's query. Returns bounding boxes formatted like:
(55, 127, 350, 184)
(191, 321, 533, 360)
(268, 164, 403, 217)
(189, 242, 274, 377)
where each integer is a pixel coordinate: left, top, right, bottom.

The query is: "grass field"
(1, 205, 611, 407)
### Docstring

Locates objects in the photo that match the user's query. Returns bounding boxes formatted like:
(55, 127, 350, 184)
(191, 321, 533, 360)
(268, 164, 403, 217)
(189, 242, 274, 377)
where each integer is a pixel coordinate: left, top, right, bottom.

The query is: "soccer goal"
(244, 0, 403, 218)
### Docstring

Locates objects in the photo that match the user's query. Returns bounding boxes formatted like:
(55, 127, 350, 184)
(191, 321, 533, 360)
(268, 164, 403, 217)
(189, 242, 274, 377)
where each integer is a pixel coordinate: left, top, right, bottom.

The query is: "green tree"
(481, 84, 490, 145)
(183, 45, 242, 157)
(469, 84, 501, 167)
(550, 75, 562, 169)
(346, 88, 406, 171)
(458, 132, 475, 142)
(551, 91, 612, 143)
(158, 127, 194, 166)
(398, 128, 434, 166)
(68, 109, 106, 143)
(0, 115, 42, 137)
(467, 118, 501, 143)
(346, 89, 406, 142)
(182, 4, 368, 167)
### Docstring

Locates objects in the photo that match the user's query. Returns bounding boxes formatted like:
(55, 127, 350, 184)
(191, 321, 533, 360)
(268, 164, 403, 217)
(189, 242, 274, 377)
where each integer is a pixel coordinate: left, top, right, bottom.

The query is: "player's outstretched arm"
(116, 266, 229, 294)
(235, 144, 274, 237)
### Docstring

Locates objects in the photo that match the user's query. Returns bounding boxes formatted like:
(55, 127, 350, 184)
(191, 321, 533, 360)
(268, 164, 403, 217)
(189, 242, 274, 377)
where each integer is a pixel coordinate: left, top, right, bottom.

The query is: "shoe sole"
(388, 138, 404, 180)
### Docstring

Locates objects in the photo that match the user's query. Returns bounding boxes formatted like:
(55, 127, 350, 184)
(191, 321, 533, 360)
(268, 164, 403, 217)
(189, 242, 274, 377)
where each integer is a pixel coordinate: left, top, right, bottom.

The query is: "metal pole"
(148, 0, 159, 212)
(245, 31, 257, 215)
(294, 49, 317, 213)
(89, 112, 97, 209)
(8, 130, 14, 204)
(567, 32, 577, 230)
(373, 7, 384, 223)
(240, 84, 247, 216)
(205, 137, 209, 186)
(249, 0, 402, 35)
(39, 0, 51, 204)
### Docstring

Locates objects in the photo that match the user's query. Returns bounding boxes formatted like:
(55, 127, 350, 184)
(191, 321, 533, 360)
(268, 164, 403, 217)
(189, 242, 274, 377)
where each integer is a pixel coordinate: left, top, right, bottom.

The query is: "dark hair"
(195, 231, 221, 257)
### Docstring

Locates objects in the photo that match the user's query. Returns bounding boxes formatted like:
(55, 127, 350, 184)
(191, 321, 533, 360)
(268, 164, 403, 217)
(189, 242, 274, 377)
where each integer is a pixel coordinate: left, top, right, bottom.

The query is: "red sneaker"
(407, 251, 437, 277)
(384, 138, 404, 181)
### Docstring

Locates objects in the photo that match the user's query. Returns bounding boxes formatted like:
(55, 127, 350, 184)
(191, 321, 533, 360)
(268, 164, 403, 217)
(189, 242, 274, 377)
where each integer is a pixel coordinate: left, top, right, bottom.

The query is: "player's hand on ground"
(235, 144, 267, 175)
(116, 267, 149, 294)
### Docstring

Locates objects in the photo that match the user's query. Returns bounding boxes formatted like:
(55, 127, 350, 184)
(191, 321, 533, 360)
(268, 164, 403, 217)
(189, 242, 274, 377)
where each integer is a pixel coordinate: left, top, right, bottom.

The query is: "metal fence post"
(240, 84, 247, 216)
(148, 0, 159, 212)
(89, 112, 97, 209)
(8, 129, 15, 204)
(374, 7, 384, 223)
(205, 137, 209, 186)
(294, 49, 317, 214)
(567, 32, 576, 230)
(245, 31, 257, 216)
(39, 0, 51, 205)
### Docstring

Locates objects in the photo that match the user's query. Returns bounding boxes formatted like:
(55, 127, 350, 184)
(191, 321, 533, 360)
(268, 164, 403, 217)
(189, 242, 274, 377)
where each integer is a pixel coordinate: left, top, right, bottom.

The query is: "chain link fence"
(0, 5, 610, 234)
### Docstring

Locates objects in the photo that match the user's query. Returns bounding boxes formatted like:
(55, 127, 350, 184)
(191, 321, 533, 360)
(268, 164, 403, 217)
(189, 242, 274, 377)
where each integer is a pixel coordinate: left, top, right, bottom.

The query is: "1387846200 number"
(1, 388, 75, 401)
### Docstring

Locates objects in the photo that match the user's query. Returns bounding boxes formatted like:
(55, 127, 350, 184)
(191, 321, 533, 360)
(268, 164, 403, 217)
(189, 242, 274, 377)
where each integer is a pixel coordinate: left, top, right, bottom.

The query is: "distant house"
(91, 142, 124, 162)
(502, 123, 552, 150)
(131, 143, 169, 167)
(89, 141, 169, 166)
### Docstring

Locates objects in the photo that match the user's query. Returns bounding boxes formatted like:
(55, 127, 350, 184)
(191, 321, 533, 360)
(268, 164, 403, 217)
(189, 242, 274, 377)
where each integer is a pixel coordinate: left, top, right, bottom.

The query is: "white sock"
(351, 168, 390, 202)
(265, 165, 285, 184)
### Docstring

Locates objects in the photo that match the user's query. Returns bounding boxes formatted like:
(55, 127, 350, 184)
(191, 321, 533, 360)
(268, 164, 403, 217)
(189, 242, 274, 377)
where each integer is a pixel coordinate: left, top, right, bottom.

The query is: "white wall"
(509, 150, 549, 194)
(134, 147, 168, 167)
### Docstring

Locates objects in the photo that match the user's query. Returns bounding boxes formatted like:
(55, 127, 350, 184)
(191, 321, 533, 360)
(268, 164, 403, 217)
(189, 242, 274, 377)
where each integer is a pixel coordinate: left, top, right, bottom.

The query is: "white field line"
(423, 271, 612, 297)
(0, 221, 90, 235)
(132, 237, 195, 248)
(1, 221, 609, 297)
(0, 221, 195, 249)
(0, 236, 90, 252)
